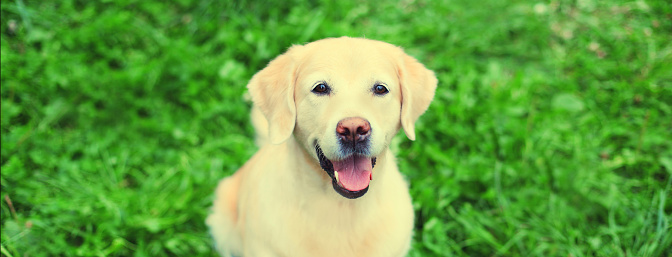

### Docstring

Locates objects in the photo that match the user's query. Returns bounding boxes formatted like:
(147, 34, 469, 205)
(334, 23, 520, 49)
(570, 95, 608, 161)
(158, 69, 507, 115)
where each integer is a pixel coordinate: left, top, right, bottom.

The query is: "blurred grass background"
(1, 0, 671, 256)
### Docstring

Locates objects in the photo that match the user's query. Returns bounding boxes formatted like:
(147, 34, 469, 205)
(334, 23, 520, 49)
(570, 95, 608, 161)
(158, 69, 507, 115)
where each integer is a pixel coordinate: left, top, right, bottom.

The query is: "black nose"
(336, 117, 371, 143)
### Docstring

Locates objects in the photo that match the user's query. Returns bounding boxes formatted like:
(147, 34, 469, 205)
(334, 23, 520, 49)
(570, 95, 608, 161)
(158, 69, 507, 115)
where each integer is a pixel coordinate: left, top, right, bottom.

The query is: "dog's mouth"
(315, 144, 376, 199)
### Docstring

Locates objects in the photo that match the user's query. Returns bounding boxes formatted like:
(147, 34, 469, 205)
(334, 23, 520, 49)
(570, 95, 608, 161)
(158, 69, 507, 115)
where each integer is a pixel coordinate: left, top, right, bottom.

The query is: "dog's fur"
(206, 37, 437, 257)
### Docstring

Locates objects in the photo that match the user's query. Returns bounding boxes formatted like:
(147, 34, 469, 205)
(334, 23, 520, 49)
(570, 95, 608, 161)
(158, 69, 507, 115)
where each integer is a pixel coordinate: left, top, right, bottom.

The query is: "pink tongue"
(332, 156, 372, 191)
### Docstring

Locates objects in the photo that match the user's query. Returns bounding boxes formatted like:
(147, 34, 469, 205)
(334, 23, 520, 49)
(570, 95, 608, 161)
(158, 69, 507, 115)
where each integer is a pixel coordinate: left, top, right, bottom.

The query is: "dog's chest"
(260, 198, 404, 257)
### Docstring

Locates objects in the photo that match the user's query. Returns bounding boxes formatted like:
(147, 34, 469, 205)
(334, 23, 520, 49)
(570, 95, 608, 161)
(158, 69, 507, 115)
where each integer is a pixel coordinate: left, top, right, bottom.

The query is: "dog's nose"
(336, 117, 371, 142)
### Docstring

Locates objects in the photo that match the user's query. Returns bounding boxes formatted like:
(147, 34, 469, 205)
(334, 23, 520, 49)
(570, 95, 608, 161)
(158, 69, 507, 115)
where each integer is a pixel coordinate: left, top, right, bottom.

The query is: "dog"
(206, 37, 437, 257)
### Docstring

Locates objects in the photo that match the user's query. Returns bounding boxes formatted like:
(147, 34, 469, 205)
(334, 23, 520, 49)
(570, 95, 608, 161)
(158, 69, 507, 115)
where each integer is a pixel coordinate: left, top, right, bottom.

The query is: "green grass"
(1, 0, 671, 256)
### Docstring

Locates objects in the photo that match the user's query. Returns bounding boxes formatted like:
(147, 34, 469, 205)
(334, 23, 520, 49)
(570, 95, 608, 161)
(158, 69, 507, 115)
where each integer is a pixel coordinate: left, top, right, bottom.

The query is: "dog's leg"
(207, 176, 243, 256)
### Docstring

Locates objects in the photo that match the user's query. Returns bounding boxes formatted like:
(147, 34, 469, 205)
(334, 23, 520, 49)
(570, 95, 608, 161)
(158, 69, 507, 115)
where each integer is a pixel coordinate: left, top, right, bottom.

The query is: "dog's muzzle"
(315, 144, 376, 199)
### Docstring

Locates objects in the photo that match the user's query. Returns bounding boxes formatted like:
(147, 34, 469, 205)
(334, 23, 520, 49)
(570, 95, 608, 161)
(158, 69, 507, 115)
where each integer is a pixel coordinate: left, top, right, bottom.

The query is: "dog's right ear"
(247, 46, 301, 144)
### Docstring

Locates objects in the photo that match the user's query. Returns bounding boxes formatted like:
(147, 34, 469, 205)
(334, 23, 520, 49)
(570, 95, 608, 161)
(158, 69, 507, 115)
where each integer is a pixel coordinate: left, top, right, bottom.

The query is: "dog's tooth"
(334, 171, 339, 182)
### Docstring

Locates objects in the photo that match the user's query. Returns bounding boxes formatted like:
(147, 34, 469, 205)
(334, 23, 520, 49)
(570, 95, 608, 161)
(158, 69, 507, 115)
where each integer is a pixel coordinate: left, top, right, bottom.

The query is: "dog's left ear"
(247, 46, 302, 144)
(398, 52, 438, 141)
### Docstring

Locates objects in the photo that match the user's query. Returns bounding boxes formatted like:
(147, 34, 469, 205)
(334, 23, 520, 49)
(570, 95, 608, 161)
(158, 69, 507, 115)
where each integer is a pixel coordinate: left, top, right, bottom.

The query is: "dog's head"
(248, 37, 437, 199)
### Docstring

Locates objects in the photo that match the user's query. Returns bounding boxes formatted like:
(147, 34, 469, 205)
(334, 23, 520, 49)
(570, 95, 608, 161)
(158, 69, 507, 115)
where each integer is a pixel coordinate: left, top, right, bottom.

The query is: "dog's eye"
(372, 84, 389, 95)
(312, 82, 331, 95)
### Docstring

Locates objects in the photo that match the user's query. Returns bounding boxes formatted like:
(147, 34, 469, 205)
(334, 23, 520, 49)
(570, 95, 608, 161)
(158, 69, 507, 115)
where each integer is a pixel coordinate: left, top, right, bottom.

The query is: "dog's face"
(248, 37, 437, 199)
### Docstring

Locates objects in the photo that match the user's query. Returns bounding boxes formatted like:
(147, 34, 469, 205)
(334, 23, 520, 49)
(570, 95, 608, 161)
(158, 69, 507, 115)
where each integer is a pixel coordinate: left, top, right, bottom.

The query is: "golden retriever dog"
(207, 37, 437, 257)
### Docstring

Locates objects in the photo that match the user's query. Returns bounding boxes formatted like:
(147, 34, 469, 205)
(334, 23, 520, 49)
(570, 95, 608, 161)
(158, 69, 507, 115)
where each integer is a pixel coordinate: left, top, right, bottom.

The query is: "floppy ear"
(247, 46, 301, 144)
(399, 53, 438, 141)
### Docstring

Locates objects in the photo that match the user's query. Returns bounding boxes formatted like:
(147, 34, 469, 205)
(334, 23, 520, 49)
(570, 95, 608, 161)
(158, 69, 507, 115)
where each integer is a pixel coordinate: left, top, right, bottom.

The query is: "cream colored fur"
(207, 37, 437, 257)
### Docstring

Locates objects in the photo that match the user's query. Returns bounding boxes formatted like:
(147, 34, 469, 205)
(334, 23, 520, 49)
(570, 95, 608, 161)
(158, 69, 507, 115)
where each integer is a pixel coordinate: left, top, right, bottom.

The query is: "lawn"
(1, 0, 671, 256)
